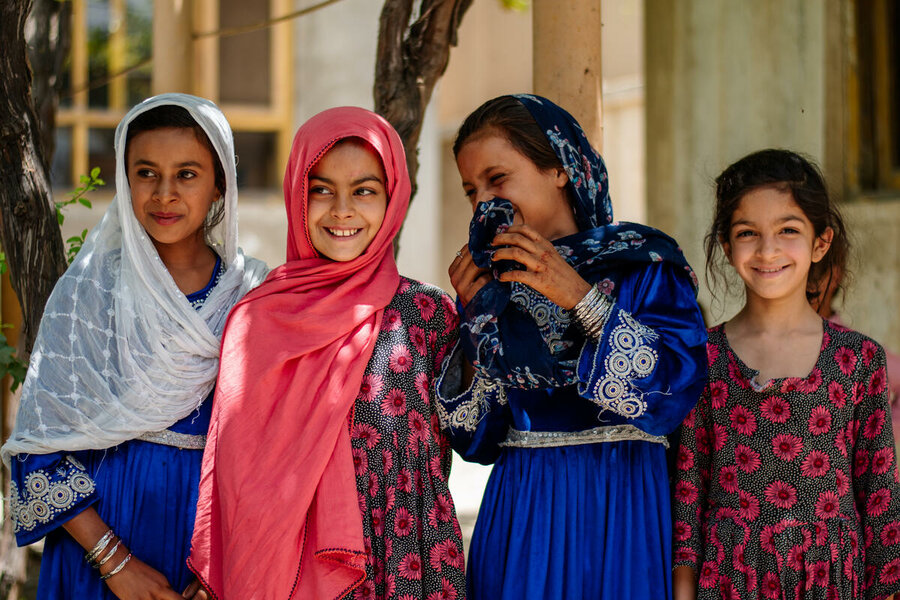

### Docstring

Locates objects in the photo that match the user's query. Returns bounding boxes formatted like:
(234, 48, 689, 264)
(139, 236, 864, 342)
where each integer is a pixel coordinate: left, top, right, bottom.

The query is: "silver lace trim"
(136, 429, 207, 449)
(499, 424, 668, 449)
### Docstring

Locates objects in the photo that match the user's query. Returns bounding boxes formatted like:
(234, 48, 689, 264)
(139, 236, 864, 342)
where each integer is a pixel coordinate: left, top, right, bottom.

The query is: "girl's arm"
(62, 508, 184, 600)
(849, 342, 900, 600)
(572, 261, 708, 436)
(490, 224, 707, 435)
(434, 341, 513, 464)
(9, 453, 182, 599)
(673, 565, 697, 600)
(671, 389, 713, 598)
(430, 276, 512, 465)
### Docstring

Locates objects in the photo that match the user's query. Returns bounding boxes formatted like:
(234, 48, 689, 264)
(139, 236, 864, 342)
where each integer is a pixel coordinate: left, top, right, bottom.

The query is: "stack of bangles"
(85, 528, 133, 581)
(572, 284, 614, 340)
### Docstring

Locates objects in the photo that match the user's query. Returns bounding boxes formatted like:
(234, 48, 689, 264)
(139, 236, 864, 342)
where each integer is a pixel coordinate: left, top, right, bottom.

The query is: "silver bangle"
(100, 553, 133, 581)
(94, 539, 121, 568)
(84, 529, 114, 564)
(572, 284, 614, 340)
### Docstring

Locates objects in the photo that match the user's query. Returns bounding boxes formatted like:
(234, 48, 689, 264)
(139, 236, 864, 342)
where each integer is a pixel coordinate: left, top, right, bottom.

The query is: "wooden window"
(54, 0, 292, 188)
(846, 0, 900, 194)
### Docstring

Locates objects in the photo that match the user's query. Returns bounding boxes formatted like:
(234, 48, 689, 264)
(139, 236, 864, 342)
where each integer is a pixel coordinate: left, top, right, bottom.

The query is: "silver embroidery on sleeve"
(584, 312, 659, 418)
(9, 455, 96, 534)
(437, 376, 508, 433)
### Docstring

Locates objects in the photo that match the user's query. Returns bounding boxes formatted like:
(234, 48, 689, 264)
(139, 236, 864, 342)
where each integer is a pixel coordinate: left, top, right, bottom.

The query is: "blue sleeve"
(434, 341, 512, 465)
(576, 261, 707, 436)
(8, 451, 98, 546)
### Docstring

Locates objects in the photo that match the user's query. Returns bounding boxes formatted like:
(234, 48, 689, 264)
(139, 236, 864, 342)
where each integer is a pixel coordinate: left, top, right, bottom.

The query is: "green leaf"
(90, 166, 101, 179)
(501, 0, 529, 10)
(0, 345, 15, 363)
(78, 198, 92, 208)
(95, 178, 105, 186)
(8, 361, 26, 392)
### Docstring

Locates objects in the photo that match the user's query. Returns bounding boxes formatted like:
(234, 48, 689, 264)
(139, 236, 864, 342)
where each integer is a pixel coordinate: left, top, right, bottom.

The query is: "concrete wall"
(290, 0, 444, 287)
(645, 0, 900, 351)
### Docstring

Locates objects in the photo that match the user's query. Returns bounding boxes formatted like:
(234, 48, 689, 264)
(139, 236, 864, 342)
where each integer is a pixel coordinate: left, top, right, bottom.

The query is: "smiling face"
(127, 127, 220, 255)
(455, 131, 578, 241)
(723, 186, 833, 304)
(307, 139, 388, 262)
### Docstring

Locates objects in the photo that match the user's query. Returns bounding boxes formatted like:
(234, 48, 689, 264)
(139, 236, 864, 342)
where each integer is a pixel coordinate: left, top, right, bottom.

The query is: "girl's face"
(723, 186, 833, 304)
(128, 127, 220, 252)
(307, 140, 387, 262)
(455, 132, 578, 241)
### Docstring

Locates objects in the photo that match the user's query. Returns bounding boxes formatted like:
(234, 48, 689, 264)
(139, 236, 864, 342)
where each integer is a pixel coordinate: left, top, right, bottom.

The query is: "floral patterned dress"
(344, 277, 466, 600)
(673, 321, 900, 600)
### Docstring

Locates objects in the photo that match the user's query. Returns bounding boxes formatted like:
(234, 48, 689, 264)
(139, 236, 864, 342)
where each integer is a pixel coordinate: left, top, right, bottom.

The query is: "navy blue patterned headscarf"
(460, 94, 698, 389)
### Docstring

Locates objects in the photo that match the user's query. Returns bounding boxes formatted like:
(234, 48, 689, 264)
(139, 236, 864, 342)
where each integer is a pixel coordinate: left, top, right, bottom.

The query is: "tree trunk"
(0, 0, 65, 592)
(26, 0, 72, 168)
(374, 0, 473, 198)
(0, 0, 67, 359)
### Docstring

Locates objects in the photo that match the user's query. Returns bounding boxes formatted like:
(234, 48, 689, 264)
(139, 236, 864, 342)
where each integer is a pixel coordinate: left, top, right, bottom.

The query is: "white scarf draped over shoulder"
(1, 93, 268, 466)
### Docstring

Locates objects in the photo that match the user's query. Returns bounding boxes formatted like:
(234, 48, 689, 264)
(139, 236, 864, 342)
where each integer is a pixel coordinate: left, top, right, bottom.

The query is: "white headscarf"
(2, 93, 268, 465)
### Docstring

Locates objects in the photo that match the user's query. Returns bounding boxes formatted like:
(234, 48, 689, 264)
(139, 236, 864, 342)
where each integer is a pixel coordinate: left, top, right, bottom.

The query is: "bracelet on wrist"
(572, 284, 614, 340)
(84, 529, 114, 564)
(100, 552, 133, 581)
(94, 539, 122, 569)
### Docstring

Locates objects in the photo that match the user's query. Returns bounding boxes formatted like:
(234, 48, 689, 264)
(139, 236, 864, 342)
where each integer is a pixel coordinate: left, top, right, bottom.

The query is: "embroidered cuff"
(9, 454, 97, 539)
(577, 311, 660, 418)
(434, 342, 508, 433)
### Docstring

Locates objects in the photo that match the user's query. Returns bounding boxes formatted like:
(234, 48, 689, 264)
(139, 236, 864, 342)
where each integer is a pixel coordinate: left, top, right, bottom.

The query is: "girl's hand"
(449, 244, 492, 307)
(103, 554, 184, 600)
(491, 225, 591, 309)
(182, 579, 210, 599)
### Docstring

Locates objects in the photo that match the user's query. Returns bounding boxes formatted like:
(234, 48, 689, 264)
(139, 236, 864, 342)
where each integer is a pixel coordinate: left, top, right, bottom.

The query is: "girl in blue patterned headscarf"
(436, 95, 708, 600)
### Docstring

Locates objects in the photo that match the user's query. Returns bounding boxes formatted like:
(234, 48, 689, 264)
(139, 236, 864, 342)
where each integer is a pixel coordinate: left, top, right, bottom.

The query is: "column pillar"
(152, 0, 193, 94)
(532, 0, 603, 150)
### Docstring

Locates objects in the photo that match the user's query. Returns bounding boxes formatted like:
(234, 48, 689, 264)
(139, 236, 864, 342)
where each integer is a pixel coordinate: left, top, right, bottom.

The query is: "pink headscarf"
(189, 107, 410, 599)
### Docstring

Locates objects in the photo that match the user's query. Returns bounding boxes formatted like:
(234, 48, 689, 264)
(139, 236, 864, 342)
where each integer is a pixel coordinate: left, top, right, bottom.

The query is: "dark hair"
(453, 95, 562, 173)
(705, 148, 850, 305)
(124, 104, 226, 230)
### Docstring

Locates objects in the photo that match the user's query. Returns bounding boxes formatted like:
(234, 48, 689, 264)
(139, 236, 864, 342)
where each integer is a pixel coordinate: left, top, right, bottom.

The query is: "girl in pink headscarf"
(188, 107, 466, 600)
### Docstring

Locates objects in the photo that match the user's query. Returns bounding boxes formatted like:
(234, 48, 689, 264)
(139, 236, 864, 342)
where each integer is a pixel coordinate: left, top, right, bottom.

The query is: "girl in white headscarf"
(1, 94, 267, 599)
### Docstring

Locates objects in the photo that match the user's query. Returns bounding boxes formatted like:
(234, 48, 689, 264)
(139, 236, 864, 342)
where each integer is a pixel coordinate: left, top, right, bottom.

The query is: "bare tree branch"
(26, 0, 71, 168)
(375, 0, 473, 197)
(194, 0, 345, 40)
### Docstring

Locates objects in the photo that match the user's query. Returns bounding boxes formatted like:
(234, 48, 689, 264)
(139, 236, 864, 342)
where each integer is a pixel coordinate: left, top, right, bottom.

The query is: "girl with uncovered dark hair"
(1, 94, 267, 599)
(672, 149, 900, 600)
(437, 94, 708, 600)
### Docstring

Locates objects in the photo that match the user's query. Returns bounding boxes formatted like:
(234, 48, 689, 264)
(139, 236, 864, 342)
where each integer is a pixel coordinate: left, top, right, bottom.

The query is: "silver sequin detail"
(499, 424, 668, 449)
(581, 312, 660, 418)
(9, 455, 96, 533)
(136, 429, 207, 449)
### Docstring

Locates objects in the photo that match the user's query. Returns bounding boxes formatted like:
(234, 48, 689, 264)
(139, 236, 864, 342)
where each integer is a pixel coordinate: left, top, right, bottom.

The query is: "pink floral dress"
(673, 321, 900, 600)
(345, 277, 466, 600)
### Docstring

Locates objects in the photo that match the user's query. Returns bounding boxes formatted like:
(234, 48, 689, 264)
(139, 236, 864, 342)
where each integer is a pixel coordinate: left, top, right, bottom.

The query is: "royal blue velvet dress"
(8, 260, 223, 599)
(437, 261, 707, 600)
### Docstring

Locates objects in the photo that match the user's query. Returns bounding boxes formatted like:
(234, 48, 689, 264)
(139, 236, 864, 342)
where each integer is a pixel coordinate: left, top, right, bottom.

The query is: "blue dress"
(436, 262, 707, 600)
(8, 259, 223, 599)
